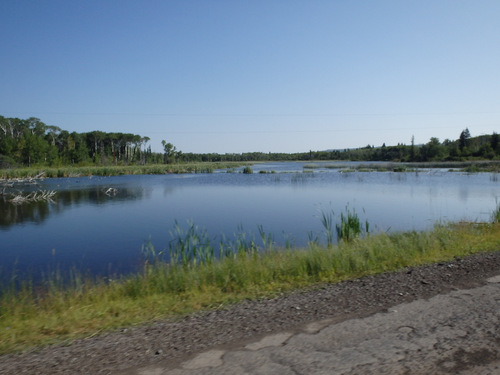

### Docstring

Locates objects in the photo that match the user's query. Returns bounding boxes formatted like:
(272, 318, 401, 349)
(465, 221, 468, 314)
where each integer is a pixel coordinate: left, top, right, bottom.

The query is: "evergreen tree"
(491, 132, 499, 154)
(459, 128, 471, 152)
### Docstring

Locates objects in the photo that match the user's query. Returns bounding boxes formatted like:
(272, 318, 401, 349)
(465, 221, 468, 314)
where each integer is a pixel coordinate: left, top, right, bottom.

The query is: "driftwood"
(8, 190, 56, 204)
(103, 187, 118, 196)
(0, 172, 46, 186)
(1, 173, 55, 204)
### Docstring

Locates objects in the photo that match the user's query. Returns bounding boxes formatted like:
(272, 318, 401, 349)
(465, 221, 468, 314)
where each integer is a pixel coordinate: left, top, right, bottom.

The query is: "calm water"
(1, 162, 499, 282)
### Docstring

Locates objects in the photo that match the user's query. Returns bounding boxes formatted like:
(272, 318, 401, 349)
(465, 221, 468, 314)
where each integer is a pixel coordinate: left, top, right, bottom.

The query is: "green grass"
(0, 162, 250, 179)
(1, 220, 499, 354)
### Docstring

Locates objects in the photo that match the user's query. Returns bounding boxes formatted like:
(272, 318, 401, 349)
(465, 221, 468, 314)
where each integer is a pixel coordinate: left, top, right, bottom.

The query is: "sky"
(1, 1, 499, 154)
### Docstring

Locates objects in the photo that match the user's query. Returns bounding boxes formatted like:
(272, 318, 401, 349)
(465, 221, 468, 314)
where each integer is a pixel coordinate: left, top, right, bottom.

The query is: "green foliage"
(161, 140, 179, 164)
(242, 166, 253, 174)
(491, 202, 500, 223)
(167, 220, 214, 267)
(2, 115, 500, 168)
(0, 162, 249, 179)
(0, 115, 156, 167)
(258, 224, 274, 252)
(459, 128, 471, 152)
(336, 206, 369, 242)
(320, 208, 335, 247)
(0, 154, 17, 168)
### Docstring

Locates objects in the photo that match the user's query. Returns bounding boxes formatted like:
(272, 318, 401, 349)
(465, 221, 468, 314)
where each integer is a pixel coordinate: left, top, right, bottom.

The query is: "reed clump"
(1, 218, 500, 354)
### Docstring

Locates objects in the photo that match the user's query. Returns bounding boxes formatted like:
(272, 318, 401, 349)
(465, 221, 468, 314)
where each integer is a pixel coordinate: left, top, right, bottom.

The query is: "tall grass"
(320, 209, 335, 247)
(1, 218, 500, 354)
(319, 206, 369, 245)
(336, 206, 370, 242)
(242, 166, 253, 174)
(0, 162, 251, 179)
(491, 201, 500, 223)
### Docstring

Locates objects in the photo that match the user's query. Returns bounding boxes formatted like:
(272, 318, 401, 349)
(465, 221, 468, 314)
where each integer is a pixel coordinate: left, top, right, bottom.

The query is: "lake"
(1, 162, 499, 282)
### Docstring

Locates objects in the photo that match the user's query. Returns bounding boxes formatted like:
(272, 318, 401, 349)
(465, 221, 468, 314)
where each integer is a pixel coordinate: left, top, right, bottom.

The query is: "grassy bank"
(1, 221, 499, 354)
(0, 162, 250, 179)
(3, 160, 500, 179)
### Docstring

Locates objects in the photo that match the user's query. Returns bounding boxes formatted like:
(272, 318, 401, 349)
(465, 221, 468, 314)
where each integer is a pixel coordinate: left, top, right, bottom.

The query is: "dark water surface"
(1, 162, 499, 282)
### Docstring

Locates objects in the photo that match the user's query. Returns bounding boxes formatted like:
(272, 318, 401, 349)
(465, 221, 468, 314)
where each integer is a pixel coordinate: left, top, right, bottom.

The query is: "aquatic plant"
(318, 205, 369, 244)
(320, 208, 335, 248)
(168, 220, 214, 267)
(291, 172, 315, 183)
(491, 201, 500, 223)
(336, 205, 369, 242)
(392, 165, 407, 172)
(230, 224, 258, 254)
(242, 166, 253, 174)
(258, 224, 274, 252)
(307, 231, 320, 249)
(161, 221, 266, 268)
(0, 162, 251, 179)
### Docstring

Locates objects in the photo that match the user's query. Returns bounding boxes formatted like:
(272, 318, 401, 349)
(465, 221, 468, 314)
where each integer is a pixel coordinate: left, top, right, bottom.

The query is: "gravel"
(1, 251, 500, 375)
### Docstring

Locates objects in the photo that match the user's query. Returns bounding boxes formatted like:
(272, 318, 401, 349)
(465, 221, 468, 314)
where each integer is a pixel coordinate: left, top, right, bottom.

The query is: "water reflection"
(55, 186, 150, 207)
(0, 186, 150, 229)
(0, 198, 52, 227)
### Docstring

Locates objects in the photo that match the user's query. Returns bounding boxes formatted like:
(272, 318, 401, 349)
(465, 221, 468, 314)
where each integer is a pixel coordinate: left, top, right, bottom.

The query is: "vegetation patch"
(304, 161, 500, 173)
(0, 162, 250, 179)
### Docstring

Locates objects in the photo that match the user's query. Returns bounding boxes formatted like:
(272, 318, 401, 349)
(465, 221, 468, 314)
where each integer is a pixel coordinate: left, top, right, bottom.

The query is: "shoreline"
(2, 159, 500, 180)
(1, 250, 500, 374)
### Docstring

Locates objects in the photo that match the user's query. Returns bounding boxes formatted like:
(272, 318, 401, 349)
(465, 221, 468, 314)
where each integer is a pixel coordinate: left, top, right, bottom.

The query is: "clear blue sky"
(1, 1, 499, 154)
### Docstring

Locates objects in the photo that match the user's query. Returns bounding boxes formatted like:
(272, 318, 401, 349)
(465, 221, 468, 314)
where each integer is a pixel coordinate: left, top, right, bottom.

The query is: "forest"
(1, 115, 499, 168)
(0, 116, 159, 167)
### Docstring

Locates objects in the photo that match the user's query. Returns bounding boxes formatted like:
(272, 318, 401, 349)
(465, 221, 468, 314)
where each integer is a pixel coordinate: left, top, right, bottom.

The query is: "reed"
(0, 162, 251, 179)
(320, 209, 335, 247)
(336, 206, 369, 242)
(492, 200, 500, 223)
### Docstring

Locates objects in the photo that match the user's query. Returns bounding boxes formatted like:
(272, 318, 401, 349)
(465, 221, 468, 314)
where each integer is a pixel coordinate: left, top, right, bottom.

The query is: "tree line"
(1, 115, 499, 168)
(329, 128, 500, 163)
(0, 116, 160, 167)
(174, 128, 500, 163)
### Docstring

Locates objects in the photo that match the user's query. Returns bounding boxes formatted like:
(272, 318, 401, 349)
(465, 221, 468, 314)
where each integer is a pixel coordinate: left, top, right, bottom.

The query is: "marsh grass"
(304, 161, 500, 172)
(1, 219, 500, 354)
(320, 209, 335, 247)
(336, 206, 370, 242)
(491, 201, 500, 223)
(0, 162, 250, 179)
(318, 206, 369, 245)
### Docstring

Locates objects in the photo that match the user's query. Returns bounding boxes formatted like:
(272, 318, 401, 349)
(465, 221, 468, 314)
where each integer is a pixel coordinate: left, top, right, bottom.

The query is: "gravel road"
(1, 251, 500, 375)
